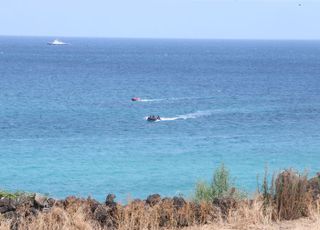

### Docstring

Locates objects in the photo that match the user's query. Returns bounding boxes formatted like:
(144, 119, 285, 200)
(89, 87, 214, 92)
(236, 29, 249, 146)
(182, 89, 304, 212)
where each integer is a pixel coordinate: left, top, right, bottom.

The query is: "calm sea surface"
(0, 37, 320, 201)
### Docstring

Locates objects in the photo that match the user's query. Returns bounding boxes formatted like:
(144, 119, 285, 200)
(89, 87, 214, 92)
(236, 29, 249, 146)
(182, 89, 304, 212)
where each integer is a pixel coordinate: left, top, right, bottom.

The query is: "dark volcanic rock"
(213, 197, 237, 217)
(0, 206, 9, 213)
(47, 198, 56, 207)
(87, 197, 100, 214)
(106, 194, 115, 203)
(94, 205, 109, 224)
(93, 204, 117, 228)
(308, 172, 320, 200)
(34, 194, 48, 209)
(0, 198, 10, 207)
(173, 196, 186, 209)
(105, 194, 117, 209)
(0, 198, 16, 214)
(105, 194, 119, 229)
(16, 195, 35, 208)
(146, 194, 161, 206)
(30, 207, 39, 215)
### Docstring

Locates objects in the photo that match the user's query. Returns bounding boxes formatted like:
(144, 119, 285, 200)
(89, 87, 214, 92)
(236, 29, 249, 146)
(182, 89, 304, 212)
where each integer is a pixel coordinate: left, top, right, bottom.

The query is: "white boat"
(47, 39, 68, 45)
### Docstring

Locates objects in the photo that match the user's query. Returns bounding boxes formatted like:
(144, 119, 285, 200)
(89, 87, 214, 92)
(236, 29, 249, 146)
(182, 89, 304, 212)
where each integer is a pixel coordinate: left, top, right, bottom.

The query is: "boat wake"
(139, 95, 219, 103)
(140, 99, 164, 102)
(146, 110, 214, 122)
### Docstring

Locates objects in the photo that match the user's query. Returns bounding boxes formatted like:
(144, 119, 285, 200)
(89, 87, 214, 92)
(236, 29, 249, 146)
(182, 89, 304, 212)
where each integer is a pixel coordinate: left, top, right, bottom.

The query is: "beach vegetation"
(194, 164, 245, 203)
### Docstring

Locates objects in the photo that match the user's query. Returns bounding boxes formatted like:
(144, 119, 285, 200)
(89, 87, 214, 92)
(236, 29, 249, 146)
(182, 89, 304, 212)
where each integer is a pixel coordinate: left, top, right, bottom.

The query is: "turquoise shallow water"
(0, 37, 320, 201)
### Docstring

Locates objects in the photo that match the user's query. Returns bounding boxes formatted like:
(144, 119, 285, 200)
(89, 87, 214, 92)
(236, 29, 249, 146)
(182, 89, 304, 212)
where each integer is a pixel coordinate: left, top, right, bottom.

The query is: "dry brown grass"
(1, 207, 100, 230)
(184, 198, 320, 230)
(1, 197, 320, 230)
(117, 200, 217, 230)
(0, 219, 11, 230)
(273, 169, 313, 220)
(1, 197, 319, 230)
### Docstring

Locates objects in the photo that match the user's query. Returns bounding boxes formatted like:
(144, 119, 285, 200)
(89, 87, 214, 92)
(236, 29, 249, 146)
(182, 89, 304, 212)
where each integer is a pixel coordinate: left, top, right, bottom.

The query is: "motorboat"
(147, 115, 161, 121)
(48, 39, 68, 45)
(131, 97, 141, 101)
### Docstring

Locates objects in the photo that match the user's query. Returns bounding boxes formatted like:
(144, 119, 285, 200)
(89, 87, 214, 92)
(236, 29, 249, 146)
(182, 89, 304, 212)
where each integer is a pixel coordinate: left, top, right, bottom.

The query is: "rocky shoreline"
(0, 193, 224, 229)
(1, 170, 320, 229)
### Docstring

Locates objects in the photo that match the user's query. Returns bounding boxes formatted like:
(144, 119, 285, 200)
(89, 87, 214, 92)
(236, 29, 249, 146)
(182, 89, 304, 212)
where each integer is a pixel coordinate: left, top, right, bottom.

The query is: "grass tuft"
(0, 190, 33, 199)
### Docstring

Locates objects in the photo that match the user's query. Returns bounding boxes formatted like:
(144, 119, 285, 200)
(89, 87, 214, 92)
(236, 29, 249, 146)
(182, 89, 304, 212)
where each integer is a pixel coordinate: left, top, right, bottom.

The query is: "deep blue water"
(0, 37, 320, 201)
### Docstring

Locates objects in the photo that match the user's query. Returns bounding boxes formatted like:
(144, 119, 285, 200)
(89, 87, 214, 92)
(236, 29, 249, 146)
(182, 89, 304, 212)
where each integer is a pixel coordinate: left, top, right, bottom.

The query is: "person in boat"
(132, 97, 141, 101)
(147, 115, 160, 121)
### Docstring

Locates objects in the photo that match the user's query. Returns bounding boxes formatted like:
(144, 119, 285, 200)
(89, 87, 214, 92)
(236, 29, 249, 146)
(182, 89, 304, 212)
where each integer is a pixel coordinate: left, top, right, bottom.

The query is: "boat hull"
(147, 117, 161, 121)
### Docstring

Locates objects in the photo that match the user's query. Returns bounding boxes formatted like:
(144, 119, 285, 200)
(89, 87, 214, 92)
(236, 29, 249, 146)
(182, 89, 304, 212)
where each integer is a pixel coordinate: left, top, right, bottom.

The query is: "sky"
(0, 0, 319, 39)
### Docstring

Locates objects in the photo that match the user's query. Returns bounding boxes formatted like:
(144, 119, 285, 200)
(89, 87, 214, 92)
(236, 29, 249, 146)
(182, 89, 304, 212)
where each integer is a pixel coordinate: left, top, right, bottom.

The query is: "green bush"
(194, 181, 212, 202)
(194, 164, 242, 203)
(211, 163, 230, 198)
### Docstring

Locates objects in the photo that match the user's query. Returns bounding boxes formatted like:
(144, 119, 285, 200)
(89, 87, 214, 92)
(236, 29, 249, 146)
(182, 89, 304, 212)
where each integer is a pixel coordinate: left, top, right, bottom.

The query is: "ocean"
(0, 37, 320, 201)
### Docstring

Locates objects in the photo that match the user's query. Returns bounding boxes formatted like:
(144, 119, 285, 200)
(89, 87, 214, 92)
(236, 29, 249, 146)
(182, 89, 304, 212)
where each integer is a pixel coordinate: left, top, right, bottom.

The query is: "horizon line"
(1, 34, 320, 42)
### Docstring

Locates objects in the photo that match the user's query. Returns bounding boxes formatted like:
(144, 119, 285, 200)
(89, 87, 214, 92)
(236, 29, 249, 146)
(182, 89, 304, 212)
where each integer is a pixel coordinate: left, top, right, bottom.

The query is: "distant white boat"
(47, 39, 68, 45)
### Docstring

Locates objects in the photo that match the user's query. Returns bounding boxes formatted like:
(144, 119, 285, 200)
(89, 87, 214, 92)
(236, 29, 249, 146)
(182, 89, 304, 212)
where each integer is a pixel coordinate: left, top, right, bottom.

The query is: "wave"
(146, 110, 215, 122)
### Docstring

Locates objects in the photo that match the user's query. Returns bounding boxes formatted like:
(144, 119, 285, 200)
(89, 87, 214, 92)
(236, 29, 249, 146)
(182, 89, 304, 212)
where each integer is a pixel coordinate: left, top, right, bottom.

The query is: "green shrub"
(211, 164, 230, 198)
(194, 164, 242, 203)
(194, 181, 213, 202)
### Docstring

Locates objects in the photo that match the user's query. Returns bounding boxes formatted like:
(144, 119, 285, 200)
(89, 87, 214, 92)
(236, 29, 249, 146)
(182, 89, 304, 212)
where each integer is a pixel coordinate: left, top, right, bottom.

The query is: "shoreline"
(1, 169, 320, 229)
